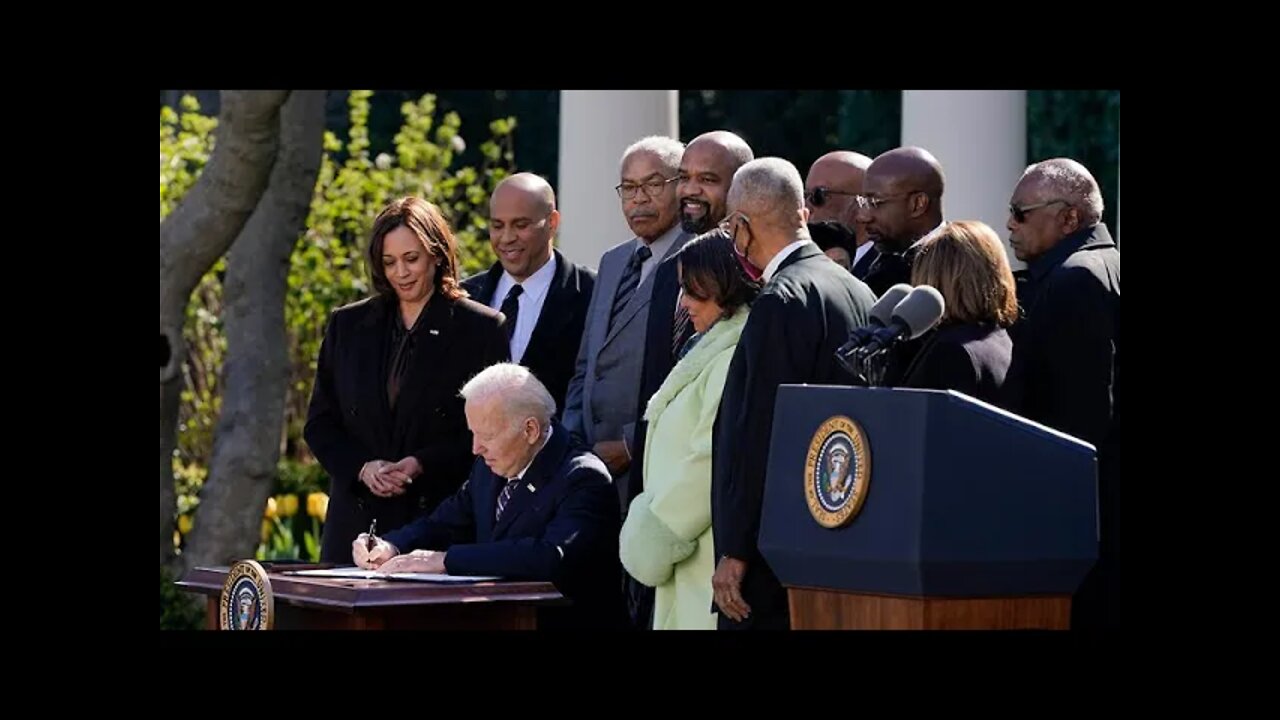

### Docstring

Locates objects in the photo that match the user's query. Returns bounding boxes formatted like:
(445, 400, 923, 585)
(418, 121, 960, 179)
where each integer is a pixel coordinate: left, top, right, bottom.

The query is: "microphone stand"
(857, 346, 891, 387)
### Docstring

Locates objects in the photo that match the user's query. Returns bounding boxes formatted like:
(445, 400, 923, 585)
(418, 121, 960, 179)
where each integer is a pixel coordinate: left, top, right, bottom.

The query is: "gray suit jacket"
(563, 231, 691, 505)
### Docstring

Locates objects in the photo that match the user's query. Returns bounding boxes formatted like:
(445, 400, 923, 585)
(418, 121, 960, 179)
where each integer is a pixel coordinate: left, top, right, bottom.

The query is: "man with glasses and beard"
(853, 146, 946, 298)
(625, 130, 754, 628)
(710, 158, 875, 630)
(804, 150, 877, 278)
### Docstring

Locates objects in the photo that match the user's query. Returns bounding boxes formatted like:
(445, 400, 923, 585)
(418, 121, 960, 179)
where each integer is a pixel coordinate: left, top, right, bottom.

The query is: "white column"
(901, 90, 1027, 270)
(556, 90, 679, 269)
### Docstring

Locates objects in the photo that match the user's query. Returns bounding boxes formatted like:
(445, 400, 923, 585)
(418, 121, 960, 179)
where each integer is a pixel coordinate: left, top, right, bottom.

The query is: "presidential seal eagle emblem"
(804, 415, 870, 528)
(219, 559, 274, 630)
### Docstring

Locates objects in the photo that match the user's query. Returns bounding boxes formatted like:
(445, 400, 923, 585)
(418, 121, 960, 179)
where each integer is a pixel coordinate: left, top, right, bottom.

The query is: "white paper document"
(289, 567, 501, 583)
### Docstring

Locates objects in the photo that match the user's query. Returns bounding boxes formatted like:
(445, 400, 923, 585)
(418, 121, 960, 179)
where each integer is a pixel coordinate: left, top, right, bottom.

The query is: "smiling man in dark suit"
(462, 173, 596, 411)
(355, 362, 626, 629)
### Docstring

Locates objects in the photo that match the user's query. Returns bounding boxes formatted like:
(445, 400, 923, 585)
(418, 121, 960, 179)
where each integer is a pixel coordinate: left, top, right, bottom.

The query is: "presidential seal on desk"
(804, 415, 870, 529)
(219, 560, 274, 630)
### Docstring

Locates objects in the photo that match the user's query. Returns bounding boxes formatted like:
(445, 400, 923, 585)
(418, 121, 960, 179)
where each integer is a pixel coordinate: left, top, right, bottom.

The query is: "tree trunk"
(160, 90, 290, 566)
(182, 91, 326, 571)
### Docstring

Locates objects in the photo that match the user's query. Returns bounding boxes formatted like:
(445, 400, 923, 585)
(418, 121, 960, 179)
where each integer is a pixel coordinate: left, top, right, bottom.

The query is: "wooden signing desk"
(177, 565, 565, 630)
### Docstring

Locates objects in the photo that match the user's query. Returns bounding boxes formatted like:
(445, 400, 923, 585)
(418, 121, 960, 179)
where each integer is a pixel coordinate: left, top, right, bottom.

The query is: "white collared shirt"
(852, 241, 874, 267)
(488, 253, 558, 363)
(763, 238, 812, 283)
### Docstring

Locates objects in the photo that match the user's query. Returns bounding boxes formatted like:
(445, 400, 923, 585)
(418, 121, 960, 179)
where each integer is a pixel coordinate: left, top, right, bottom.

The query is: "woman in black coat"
(305, 197, 509, 562)
(893, 220, 1018, 407)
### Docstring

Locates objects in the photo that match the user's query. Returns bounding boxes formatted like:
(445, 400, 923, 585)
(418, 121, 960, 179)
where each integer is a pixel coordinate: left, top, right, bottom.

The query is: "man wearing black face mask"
(711, 157, 875, 630)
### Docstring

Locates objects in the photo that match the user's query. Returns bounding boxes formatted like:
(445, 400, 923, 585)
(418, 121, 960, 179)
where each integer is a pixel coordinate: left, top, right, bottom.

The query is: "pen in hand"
(366, 519, 378, 552)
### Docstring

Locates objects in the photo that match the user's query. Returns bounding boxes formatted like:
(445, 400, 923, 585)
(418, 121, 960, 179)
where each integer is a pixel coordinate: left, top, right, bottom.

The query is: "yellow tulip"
(260, 519, 273, 543)
(177, 514, 193, 535)
(263, 496, 278, 519)
(307, 492, 329, 521)
(278, 494, 299, 517)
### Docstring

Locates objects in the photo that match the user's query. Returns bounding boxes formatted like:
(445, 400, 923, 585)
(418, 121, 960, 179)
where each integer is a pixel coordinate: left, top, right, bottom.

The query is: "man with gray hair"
(710, 157, 876, 630)
(356, 362, 626, 629)
(564, 134, 691, 629)
(564, 135, 688, 512)
(1003, 157, 1120, 632)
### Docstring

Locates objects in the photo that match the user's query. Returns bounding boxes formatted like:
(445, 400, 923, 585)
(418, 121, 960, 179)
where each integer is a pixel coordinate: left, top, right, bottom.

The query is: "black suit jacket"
(711, 241, 876, 628)
(461, 249, 596, 412)
(1005, 223, 1120, 450)
(1004, 222, 1120, 630)
(897, 322, 1013, 408)
(383, 422, 627, 629)
(305, 293, 510, 563)
(851, 244, 879, 280)
(861, 243, 916, 298)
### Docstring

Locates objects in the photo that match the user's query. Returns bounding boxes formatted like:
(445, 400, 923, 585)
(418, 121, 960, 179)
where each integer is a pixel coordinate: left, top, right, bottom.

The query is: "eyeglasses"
(806, 186, 858, 208)
(718, 211, 751, 239)
(615, 175, 678, 200)
(855, 192, 917, 211)
(1009, 199, 1069, 223)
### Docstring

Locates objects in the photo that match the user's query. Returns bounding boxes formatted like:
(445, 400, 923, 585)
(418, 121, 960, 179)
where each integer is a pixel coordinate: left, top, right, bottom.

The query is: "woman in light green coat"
(620, 231, 760, 630)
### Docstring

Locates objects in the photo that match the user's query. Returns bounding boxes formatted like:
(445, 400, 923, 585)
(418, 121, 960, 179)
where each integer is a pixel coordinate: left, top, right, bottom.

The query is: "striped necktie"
(609, 244, 652, 330)
(495, 476, 521, 522)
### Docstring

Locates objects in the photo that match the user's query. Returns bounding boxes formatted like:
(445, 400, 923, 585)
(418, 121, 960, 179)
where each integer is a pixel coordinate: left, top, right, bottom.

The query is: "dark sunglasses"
(806, 186, 858, 208)
(1009, 199, 1069, 223)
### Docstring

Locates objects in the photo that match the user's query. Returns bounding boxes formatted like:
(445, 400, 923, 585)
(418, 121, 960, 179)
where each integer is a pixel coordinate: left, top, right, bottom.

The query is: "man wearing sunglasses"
(710, 158, 875, 630)
(854, 146, 946, 298)
(1003, 158, 1120, 632)
(804, 150, 878, 278)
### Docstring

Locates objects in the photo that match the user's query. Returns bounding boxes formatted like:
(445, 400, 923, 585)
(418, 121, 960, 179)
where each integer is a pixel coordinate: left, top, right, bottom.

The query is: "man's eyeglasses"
(806, 186, 857, 208)
(1009, 199, 1069, 223)
(615, 175, 678, 200)
(855, 192, 917, 211)
(718, 211, 750, 240)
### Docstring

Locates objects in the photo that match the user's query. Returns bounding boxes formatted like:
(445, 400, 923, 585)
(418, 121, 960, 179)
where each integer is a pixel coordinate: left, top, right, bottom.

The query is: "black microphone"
(854, 285, 946, 361)
(835, 283, 912, 378)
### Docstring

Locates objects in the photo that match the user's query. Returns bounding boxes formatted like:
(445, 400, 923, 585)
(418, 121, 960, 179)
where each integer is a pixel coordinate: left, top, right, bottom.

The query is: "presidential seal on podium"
(219, 559, 274, 630)
(804, 415, 870, 528)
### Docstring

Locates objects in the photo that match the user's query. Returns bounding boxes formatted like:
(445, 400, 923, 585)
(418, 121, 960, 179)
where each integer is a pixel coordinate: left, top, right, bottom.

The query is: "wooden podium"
(758, 386, 1098, 630)
(177, 565, 565, 630)
(787, 587, 1072, 630)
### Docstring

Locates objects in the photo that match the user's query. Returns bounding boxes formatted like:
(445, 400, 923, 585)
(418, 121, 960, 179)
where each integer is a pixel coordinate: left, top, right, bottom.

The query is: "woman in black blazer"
(893, 220, 1018, 408)
(305, 197, 509, 562)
